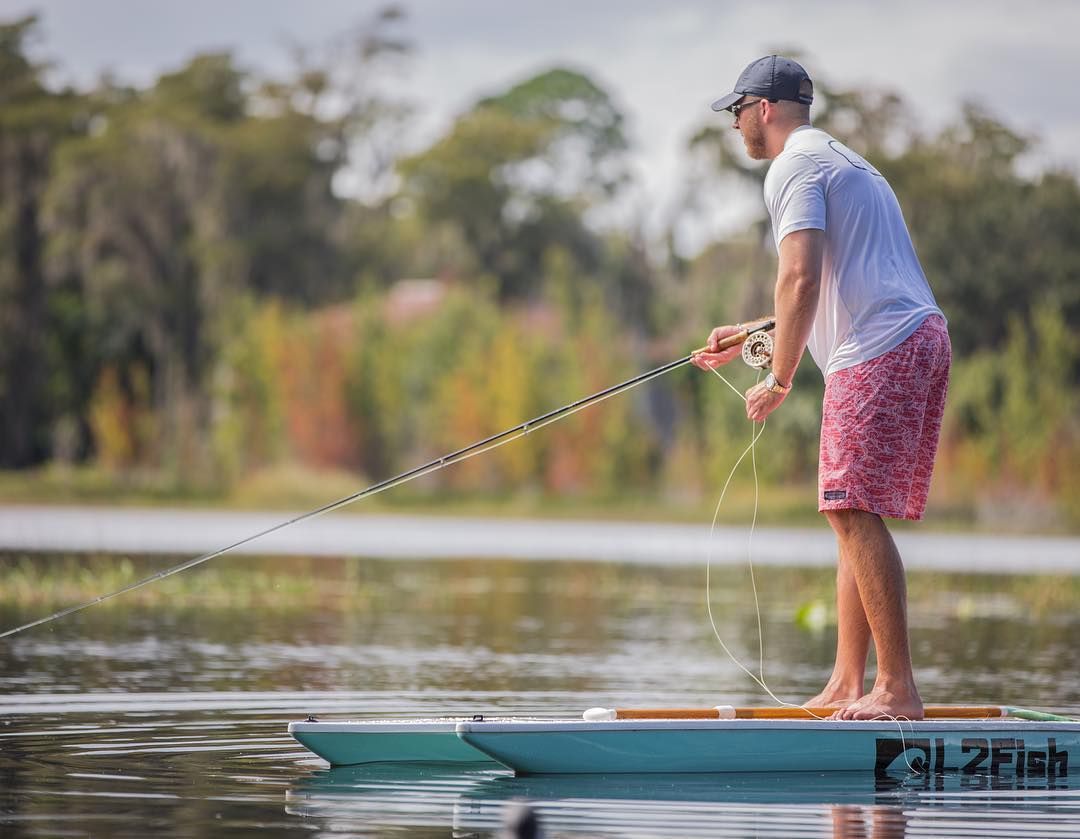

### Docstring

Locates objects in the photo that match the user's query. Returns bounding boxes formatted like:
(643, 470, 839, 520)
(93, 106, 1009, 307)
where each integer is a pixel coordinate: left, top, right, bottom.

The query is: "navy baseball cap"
(711, 55, 814, 111)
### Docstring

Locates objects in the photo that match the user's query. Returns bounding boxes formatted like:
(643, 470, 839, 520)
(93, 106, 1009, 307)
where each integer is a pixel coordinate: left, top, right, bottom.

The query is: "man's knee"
(824, 508, 881, 540)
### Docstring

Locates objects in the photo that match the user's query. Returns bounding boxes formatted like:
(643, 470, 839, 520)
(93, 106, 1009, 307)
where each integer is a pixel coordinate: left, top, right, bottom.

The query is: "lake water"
(2, 550, 1079, 837)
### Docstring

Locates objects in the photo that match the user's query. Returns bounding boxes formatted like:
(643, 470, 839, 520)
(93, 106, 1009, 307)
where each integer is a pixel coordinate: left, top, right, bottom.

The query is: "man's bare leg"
(824, 509, 924, 720)
(804, 551, 871, 708)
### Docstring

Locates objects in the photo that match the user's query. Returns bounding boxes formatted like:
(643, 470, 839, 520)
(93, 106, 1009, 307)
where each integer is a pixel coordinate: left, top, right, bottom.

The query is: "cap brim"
(710, 92, 741, 112)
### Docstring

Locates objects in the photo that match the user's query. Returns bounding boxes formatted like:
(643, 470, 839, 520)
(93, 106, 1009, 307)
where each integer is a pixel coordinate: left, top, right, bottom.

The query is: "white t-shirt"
(763, 126, 943, 376)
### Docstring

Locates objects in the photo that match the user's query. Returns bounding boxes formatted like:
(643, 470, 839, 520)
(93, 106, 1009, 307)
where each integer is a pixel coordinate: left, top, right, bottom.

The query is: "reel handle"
(692, 319, 775, 356)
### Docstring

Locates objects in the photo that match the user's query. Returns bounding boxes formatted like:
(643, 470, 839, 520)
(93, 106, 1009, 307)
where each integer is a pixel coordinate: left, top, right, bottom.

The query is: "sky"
(6, 0, 1077, 250)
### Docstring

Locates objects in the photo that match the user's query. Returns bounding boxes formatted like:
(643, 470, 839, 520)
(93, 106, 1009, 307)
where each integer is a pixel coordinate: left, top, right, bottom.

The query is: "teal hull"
(289, 720, 497, 766)
(289, 717, 1080, 777)
(456, 718, 1080, 776)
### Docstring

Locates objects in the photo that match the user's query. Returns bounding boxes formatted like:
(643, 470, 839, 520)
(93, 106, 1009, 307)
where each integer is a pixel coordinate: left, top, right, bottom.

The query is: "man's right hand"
(690, 324, 746, 371)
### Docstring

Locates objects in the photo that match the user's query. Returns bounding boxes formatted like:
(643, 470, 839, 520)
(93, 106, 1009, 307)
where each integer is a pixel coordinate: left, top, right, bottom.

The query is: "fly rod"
(0, 320, 775, 640)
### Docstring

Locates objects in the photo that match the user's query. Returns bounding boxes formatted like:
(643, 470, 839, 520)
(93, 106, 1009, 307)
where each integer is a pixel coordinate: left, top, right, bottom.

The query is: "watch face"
(764, 372, 787, 393)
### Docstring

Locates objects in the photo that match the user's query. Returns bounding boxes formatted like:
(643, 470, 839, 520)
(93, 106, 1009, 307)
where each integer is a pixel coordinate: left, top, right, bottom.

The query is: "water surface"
(2, 552, 1079, 837)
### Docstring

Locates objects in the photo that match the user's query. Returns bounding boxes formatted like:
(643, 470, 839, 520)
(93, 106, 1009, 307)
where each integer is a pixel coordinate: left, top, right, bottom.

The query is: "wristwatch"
(763, 372, 791, 394)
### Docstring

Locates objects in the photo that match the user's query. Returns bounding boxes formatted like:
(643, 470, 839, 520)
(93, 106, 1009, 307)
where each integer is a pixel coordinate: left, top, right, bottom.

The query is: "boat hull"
(289, 720, 497, 766)
(288, 716, 1080, 776)
(455, 718, 1080, 777)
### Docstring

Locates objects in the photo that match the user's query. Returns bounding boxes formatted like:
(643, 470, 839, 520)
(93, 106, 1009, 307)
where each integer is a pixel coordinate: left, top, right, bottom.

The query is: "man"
(691, 56, 950, 721)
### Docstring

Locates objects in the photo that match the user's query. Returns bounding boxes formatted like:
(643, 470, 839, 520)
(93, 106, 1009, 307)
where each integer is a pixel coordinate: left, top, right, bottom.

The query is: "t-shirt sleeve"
(764, 152, 826, 246)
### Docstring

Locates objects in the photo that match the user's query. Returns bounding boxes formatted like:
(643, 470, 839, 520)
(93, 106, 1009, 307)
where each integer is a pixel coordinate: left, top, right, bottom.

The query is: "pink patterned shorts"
(819, 315, 951, 520)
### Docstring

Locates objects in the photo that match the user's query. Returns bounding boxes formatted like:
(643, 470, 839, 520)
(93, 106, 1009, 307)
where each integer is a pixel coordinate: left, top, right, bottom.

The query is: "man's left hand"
(745, 382, 788, 423)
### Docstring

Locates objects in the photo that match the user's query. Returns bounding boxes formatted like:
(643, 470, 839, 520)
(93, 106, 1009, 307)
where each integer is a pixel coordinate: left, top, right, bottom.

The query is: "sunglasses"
(730, 98, 765, 119)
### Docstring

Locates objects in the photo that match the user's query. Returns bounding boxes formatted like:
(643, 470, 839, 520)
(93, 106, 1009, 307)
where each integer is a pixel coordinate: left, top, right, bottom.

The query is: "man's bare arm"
(743, 228, 823, 422)
(770, 228, 824, 386)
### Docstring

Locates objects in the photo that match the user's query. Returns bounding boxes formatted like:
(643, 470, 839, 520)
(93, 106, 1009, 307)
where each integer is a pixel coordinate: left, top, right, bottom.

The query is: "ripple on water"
(3, 556, 1080, 836)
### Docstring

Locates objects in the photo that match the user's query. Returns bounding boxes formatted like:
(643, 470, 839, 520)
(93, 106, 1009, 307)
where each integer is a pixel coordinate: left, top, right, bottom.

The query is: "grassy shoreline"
(0, 464, 1072, 534)
(3, 552, 1079, 619)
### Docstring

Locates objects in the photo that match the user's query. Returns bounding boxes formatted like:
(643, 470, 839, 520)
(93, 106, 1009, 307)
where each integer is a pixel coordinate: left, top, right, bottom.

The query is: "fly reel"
(741, 331, 774, 369)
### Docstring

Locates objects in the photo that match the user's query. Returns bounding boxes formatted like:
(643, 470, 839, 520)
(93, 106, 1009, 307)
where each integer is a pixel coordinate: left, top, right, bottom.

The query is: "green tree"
(43, 56, 243, 471)
(0, 16, 86, 466)
(259, 6, 413, 295)
(941, 304, 1080, 526)
(42, 41, 406, 472)
(398, 68, 631, 301)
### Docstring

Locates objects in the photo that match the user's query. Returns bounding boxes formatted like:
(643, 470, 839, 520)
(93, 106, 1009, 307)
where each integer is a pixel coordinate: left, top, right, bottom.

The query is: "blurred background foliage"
(1, 12, 1077, 529)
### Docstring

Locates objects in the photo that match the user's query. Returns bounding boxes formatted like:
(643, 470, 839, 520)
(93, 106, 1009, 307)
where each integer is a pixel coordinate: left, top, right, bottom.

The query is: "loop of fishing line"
(704, 359, 945, 746)
(701, 369, 926, 740)
(702, 363, 832, 722)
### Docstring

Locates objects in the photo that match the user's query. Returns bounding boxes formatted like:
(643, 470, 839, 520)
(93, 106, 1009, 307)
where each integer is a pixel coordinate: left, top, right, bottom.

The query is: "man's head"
(711, 55, 813, 160)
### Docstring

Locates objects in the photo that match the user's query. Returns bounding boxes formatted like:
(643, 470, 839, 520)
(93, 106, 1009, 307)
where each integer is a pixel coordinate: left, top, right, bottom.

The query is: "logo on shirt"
(823, 490, 847, 501)
(827, 140, 883, 178)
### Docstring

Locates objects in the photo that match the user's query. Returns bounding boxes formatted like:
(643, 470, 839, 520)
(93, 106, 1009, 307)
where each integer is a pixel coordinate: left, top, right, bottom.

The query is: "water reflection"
(831, 806, 908, 839)
(285, 764, 1080, 838)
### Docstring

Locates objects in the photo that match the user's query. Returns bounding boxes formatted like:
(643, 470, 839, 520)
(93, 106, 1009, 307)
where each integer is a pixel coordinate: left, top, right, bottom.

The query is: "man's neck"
(767, 120, 813, 159)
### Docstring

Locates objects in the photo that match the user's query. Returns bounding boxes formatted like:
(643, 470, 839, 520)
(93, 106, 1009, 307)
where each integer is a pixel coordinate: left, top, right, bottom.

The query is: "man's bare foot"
(833, 687, 924, 721)
(804, 682, 862, 710)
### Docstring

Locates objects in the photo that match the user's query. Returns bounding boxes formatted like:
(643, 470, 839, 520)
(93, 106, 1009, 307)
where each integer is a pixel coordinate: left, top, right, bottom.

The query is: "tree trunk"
(0, 133, 49, 468)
